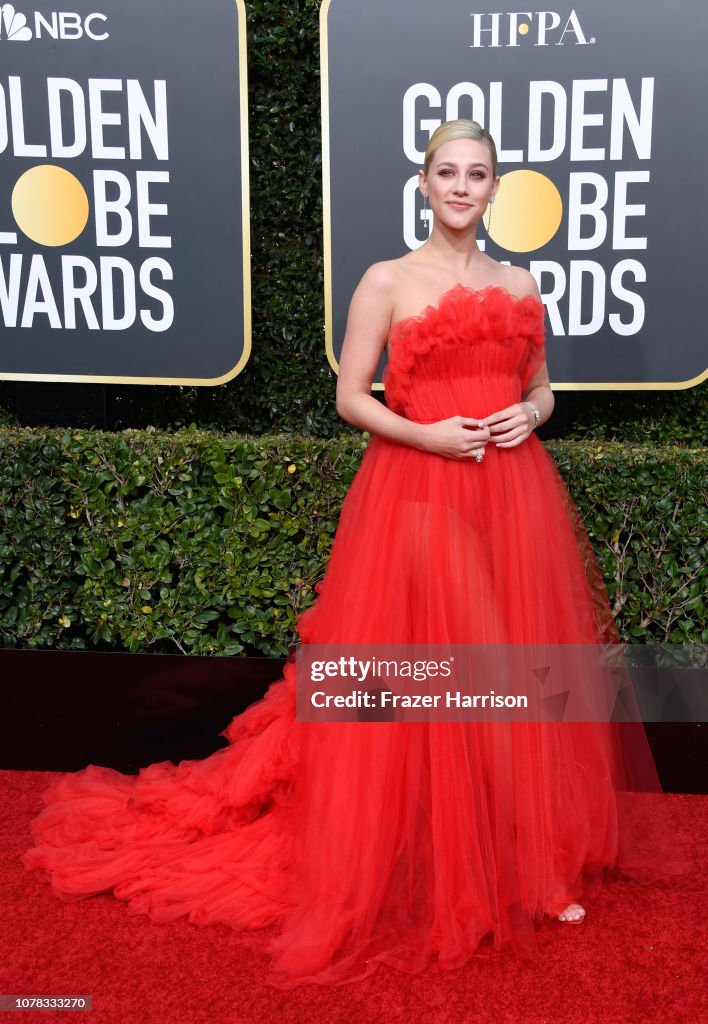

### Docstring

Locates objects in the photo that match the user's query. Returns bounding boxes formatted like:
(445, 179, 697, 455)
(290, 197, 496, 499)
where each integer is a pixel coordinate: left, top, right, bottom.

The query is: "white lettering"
(140, 258, 174, 331)
(567, 173, 608, 250)
(612, 171, 649, 250)
(9, 77, 47, 158)
(507, 12, 533, 47)
(403, 175, 427, 251)
(489, 81, 522, 161)
(21, 255, 61, 329)
(610, 78, 653, 160)
(470, 12, 502, 48)
(568, 261, 605, 335)
(609, 260, 645, 335)
(47, 78, 86, 159)
(536, 10, 561, 46)
(34, 12, 59, 39)
(127, 80, 169, 161)
(0, 86, 5, 155)
(136, 171, 171, 248)
(93, 170, 132, 246)
(557, 10, 588, 46)
(445, 82, 485, 124)
(61, 256, 99, 330)
(88, 79, 125, 159)
(85, 13, 109, 41)
(59, 12, 83, 40)
(570, 80, 607, 161)
(528, 81, 566, 161)
(100, 257, 135, 330)
(0, 254, 23, 327)
(530, 261, 566, 335)
(402, 83, 441, 163)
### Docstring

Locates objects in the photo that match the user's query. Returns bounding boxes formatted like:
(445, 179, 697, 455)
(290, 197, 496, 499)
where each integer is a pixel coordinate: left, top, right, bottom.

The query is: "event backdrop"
(322, 0, 708, 391)
(0, 0, 249, 384)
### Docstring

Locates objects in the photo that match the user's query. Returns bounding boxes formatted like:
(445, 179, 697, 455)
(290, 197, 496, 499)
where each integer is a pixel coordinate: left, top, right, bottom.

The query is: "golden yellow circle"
(518, 23, 530, 35)
(486, 170, 562, 252)
(12, 164, 89, 247)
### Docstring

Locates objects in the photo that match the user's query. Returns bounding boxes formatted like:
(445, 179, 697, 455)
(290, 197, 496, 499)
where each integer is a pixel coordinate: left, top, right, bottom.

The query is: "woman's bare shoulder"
(502, 263, 541, 301)
(357, 255, 415, 295)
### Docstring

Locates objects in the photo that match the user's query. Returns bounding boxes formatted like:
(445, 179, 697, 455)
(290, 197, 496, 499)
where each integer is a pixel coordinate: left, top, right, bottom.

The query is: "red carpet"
(1, 770, 705, 1024)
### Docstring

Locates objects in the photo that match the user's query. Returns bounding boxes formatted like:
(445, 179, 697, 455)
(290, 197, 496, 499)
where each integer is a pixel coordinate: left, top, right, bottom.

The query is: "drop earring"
(486, 195, 495, 233)
(485, 195, 495, 234)
(422, 191, 431, 236)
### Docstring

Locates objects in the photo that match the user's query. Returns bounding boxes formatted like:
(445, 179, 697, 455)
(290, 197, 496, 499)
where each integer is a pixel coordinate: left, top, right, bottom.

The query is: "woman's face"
(420, 137, 498, 231)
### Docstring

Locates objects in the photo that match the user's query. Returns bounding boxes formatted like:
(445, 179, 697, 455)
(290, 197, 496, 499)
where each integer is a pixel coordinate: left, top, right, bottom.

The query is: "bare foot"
(558, 903, 586, 924)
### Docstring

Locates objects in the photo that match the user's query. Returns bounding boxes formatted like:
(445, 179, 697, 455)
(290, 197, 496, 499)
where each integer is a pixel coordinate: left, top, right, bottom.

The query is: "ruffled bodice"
(383, 285, 546, 422)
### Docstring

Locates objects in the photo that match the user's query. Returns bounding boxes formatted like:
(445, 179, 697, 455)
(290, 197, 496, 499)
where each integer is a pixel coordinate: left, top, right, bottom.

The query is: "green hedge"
(1, 427, 704, 654)
(564, 386, 707, 448)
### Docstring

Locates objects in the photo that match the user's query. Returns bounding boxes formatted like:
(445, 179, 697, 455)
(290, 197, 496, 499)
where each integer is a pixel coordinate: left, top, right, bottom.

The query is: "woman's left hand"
(480, 403, 536, 448)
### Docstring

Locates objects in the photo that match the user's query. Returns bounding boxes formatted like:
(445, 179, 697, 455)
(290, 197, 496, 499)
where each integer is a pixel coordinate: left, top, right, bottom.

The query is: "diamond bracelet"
(523, 401, 541, 428)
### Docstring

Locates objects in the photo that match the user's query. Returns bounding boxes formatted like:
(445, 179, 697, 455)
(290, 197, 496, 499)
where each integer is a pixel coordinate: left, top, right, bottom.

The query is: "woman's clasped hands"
(421, 402, 536, 460)
(419, 416, 490, 460)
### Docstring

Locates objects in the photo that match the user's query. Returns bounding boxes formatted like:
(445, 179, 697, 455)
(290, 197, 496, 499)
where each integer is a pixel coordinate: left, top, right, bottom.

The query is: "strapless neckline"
(385, 283, 544, 357)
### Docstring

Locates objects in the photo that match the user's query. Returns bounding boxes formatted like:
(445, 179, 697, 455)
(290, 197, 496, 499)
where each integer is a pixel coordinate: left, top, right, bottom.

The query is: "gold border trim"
(319, 0, 706, 393)
(550, 370, 707, 391)
(321, 0, 337, 381)
(0, 0, 251, 387)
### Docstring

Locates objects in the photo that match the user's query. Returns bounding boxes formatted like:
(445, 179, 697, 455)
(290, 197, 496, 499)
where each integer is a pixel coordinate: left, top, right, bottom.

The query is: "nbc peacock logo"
(0, 4, 108, 40)
(0, 4, 33, 39)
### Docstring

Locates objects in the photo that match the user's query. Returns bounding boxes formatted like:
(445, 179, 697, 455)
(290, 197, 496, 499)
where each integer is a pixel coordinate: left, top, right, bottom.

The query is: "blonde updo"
(423, 119, 498, 178)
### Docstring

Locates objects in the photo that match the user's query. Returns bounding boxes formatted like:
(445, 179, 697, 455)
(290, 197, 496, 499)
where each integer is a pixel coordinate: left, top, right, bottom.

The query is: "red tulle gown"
(23, 285, 690, 988)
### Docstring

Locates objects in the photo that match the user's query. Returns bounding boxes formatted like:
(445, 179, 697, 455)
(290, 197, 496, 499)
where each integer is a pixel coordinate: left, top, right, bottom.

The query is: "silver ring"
(474, 449, 485, 463)
(477, 420, 485, 429)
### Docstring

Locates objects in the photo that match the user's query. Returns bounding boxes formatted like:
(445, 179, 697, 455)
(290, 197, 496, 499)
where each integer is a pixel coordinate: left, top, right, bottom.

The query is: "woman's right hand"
(418, 417, 491, 460)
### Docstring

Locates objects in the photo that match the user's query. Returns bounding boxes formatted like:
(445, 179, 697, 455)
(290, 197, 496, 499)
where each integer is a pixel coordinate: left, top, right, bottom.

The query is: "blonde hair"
(423, 119, 498, 178)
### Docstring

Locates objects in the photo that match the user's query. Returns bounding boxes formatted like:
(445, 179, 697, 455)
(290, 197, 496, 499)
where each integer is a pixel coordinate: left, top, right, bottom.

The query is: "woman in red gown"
(23, 120, 688, 988)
